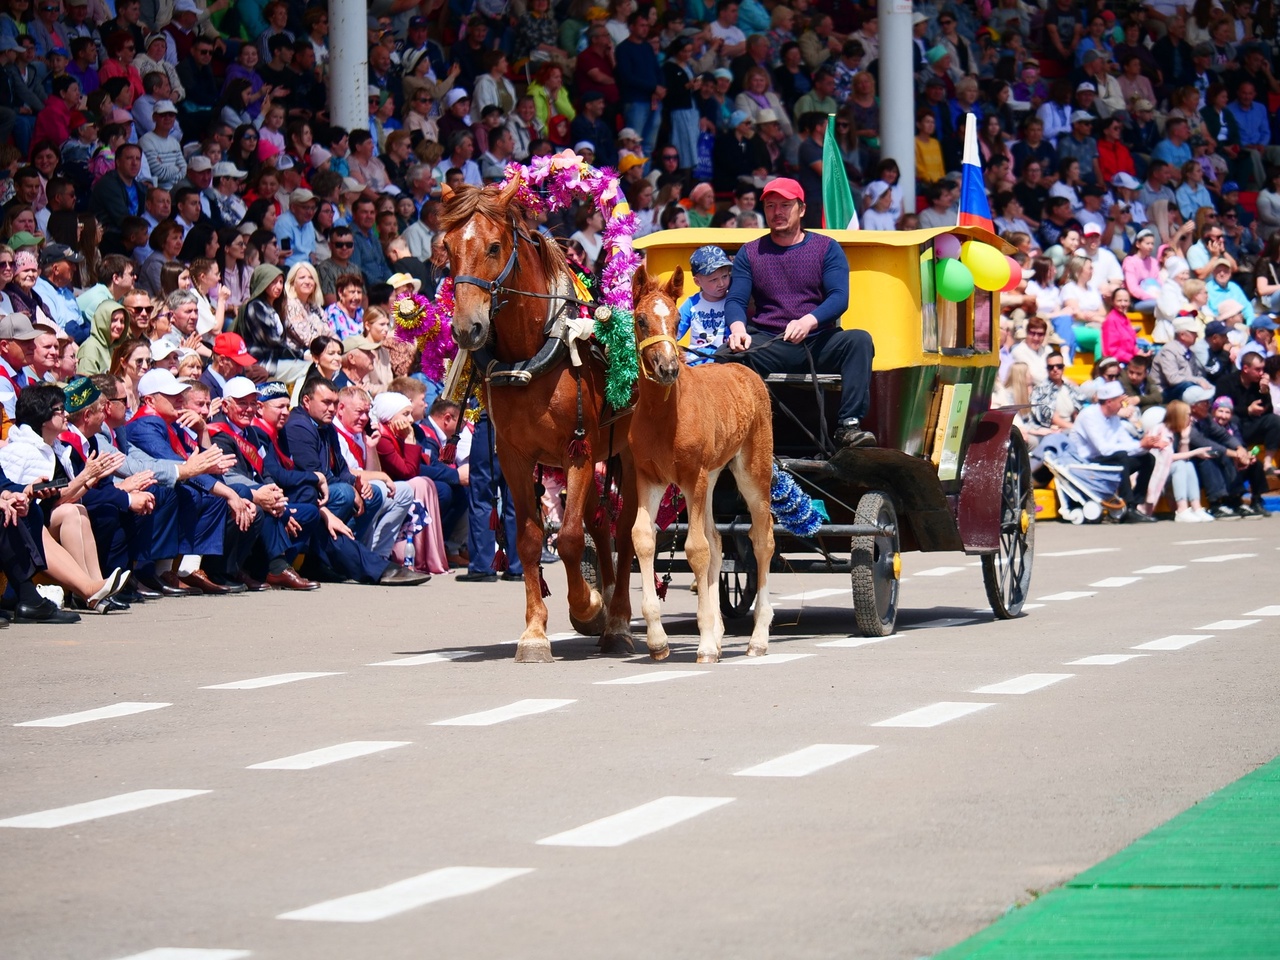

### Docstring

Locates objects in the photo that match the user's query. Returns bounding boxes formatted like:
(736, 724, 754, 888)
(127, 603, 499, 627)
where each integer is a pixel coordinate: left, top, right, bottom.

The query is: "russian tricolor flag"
(957, 114, 994, 232)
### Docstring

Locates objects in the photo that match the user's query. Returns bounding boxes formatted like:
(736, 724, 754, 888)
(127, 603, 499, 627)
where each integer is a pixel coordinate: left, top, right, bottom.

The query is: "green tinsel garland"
(594, 305, 639, 410)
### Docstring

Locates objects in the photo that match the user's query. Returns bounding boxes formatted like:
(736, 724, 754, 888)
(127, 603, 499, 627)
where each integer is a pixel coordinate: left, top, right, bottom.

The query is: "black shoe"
(377, 565, 432, 585)
(208, 577, 249, 594)
(131, 584, 163, 601)
(1251, 502, 1273, 518)
(114, 589, 148, 604)
(68, 595, 130, 613)
(1120, 508, 1157, 523)
(456, 571, 498, 583)
(501, 571, 524, 582)
(1212, 504, 1240, 520)
(835, 418, 877, 449)
(14, 598, 81, 624)
(137, 574, 196, 597)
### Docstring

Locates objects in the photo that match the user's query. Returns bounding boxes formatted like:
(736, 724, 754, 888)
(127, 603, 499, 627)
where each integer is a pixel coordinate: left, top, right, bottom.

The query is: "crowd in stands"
(0, 0, 1279, 626)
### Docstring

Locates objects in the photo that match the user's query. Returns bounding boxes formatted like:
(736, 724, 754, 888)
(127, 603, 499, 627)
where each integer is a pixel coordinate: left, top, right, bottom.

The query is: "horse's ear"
(440, 182, 455, 204)
(498, 172, 522, 206)
(665, 265, 685, 302)
(631, 264, 650, 302)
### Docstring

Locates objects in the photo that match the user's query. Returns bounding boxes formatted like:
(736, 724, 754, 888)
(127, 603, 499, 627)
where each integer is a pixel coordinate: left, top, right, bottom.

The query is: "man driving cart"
(715, 177, 876, 449)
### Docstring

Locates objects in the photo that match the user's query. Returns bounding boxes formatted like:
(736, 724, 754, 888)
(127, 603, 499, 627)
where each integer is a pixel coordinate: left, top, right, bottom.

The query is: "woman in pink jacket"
(1122, 227, 1160, 310)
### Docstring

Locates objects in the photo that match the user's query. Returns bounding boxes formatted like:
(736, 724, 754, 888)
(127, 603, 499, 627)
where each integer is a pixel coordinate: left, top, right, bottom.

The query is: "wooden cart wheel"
(569, 532, 608, 636)
(851, 491, 900, 638)
(982, 430, 1036, 619)
(718, 547, 758, 620)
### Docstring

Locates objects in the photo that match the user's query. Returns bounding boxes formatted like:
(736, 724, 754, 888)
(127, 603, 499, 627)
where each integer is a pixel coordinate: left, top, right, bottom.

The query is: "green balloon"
(936, 258, 975, 302)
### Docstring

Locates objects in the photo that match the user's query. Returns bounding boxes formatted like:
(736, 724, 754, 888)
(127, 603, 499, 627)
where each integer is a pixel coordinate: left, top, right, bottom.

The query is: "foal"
(629, 265, 775, 663)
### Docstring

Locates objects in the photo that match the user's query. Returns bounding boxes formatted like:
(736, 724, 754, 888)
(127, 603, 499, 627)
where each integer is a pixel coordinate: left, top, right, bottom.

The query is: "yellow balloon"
(960, 240, 1011, 292)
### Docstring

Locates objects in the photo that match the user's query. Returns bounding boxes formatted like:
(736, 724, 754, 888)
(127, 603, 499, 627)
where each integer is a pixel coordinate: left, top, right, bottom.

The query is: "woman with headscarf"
(77, 300, 132, 376)
(371, 391, 450, 576)
(233, 264, 310, 381)
(7, 250, 55, 329)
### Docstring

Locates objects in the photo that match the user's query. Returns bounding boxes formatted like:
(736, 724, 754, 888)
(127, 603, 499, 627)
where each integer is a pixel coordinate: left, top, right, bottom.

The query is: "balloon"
(961, 240, 1011, 291)
(1000, 255, 1022, 292)
(936, 258, 975, 302)
(934, 233, 962, 260)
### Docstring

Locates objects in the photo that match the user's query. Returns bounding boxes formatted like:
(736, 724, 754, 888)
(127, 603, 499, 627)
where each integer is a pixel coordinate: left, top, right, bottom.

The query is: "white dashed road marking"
(247, 741, 411, 770)
(536, 796, 734, 847)
(816, 636, 894, 648)
(914, 566, 964, 577)
(278, 866, 534, 922)
(1245, 606, 1280, 616)
(109, 951, 251, 960)
(872, 702, 995, 728)
(776, 588, 848, 601)
(1173, 538, 1257, 545)
(432, 699, 576, 726)
(726, 653, 814, 665)
(1038, 591, 1097, 601)
(1090, 577, 1141, 588)
(972, 673, 1074, 695)
(1038, 548, 1121, 557)
(1190, 554, 1257, 563)
(367, 651, 480, 666)
(1132, 634, 1214, 651)
(14, 702, 171, 727)
(0, 790, 210, 829)
(1133, 565, 1185, 574)
(1196, 619, 1260, 631)
(1067, 654, 1149, 666)
(594, 672, 709, 685)
(201, 673, 342, 690)
(734, 744, 877, 777)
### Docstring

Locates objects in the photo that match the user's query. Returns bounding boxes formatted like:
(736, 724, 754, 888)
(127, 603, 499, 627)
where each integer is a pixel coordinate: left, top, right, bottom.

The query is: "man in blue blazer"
(282, 377, 428, 585)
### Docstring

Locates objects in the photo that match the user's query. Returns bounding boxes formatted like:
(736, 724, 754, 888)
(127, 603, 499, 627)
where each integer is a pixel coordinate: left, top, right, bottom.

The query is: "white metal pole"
(878, 0, 916, 214)
(329, 0, 369, 134)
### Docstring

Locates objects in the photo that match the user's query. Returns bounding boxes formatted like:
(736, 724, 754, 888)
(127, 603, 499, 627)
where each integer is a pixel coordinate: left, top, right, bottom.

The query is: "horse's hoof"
(695, 654, 719, 664)
(648, 644, 670, 662)
(515, 642, 554, 663)
(570, 607, 608, 637)
(747, 644, 768, 657)
(598, 631, 635, 656)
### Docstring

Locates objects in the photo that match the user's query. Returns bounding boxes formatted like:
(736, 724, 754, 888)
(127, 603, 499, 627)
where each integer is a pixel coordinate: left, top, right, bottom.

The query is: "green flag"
(821, 114, 858, 229)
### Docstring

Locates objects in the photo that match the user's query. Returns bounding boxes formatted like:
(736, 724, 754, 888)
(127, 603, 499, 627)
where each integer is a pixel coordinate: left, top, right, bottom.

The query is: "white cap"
(149, 339, 178, 362)
(188, 155, 213, 173)
(1095, 380, 1125, 401)
(212, 161, 247, 178)
(1110, 172, 1141, 190)
(223, 376, 259, 400)
(443, 88, 470, 108)
(153, 100, 178, 115)
(1070, 109, 1094, 124)
(173, 0, 200, 13)
(574, 140, 595, 153)
(342, 176, 364, 193)
(137, 367, 188, 397)
(1082, 221, 1102, 236)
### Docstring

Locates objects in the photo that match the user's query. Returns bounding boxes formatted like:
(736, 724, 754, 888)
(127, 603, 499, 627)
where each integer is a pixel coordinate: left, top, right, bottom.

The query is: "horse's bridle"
(636, 333, 681, 383)
(452, 230, 523, 327)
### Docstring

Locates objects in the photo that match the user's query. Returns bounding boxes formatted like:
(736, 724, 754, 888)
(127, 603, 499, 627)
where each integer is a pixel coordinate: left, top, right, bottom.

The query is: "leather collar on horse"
(453, 226, 606, 387)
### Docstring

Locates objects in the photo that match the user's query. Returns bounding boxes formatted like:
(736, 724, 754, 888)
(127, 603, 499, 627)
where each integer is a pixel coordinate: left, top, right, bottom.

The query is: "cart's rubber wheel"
(982, 430, 1035, 619)
(718, 550, 758, 620)
(851, 491, 900, 637)
(569, 532, 608, 636)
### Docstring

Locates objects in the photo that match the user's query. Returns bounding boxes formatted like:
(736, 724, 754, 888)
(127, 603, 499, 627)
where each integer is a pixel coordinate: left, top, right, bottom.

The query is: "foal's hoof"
(747, 644, 769, 657)
(598, 630, 635, 656)
(695, 653, 720, 664)
(515, 642, 554, 663)
(648, 643, 670, 662)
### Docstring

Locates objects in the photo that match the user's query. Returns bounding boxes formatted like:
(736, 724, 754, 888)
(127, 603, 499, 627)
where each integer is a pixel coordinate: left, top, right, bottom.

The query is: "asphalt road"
(2, 520, 1278, 960)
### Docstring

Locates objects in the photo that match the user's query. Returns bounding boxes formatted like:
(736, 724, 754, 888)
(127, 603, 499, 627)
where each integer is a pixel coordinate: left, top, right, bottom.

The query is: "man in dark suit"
(0, 465, 79, 624)
(121, 368, 258, 595)
(91, 143, 145, 237)
(418, 396, 469, 565)
(208, 378, 320, 590)
(282, 377, 427, 585)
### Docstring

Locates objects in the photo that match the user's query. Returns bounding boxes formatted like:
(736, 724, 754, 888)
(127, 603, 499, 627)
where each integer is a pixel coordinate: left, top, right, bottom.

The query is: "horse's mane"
(441, 183, 571, 293)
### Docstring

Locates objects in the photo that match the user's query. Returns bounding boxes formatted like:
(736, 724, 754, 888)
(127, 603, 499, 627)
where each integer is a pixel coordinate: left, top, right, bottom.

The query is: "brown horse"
(629, 265, 776, 663)
(443, 176, 637, 662)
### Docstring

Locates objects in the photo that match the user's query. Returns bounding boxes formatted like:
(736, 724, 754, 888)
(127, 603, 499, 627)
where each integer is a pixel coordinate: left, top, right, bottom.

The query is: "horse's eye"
(488, 242, 501, 257)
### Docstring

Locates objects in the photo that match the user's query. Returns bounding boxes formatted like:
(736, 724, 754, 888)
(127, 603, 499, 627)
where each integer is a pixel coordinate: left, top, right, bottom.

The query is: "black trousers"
(1094, 451, 1156, 507)
(0, 509, 45, 586)
(717, 324, 875, 422)
(1241, 413, 1280, 451)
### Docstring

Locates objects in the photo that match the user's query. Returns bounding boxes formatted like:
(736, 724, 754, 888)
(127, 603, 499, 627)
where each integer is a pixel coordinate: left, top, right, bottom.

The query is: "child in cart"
(677, 245, 733, 365)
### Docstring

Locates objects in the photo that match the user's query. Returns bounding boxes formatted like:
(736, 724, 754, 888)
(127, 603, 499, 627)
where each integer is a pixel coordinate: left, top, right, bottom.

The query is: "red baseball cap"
(760, 177, 805, 203)
(213, 332, 255, 367)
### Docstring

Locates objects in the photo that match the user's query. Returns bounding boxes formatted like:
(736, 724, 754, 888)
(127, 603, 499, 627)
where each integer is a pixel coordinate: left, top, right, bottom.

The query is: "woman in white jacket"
(0, 384, 130, 613)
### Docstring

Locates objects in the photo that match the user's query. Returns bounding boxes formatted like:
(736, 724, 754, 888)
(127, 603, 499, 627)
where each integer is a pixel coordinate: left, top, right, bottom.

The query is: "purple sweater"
(724, 232, 849, 333)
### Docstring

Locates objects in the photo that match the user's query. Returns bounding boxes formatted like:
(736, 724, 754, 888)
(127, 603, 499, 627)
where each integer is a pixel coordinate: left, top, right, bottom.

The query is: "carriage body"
(633, 226, 1035, 634)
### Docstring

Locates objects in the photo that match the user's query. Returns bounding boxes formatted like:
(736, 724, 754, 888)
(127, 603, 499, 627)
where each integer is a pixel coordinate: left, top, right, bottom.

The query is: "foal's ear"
(440, 182, 455, 203)
(631, 264, 651, 302)
(665, 265, 685, 302)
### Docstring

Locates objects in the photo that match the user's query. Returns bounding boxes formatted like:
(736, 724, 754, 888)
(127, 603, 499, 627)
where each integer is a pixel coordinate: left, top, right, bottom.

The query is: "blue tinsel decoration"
(770, 465, 824, 537)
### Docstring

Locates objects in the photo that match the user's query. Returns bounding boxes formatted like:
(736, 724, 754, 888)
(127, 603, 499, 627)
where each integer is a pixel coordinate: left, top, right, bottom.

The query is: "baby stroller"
(1040, 435, 1126, 524)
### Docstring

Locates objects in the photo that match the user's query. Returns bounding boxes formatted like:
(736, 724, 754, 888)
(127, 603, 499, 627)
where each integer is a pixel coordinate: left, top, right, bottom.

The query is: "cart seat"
(763, 373, 843, 390)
